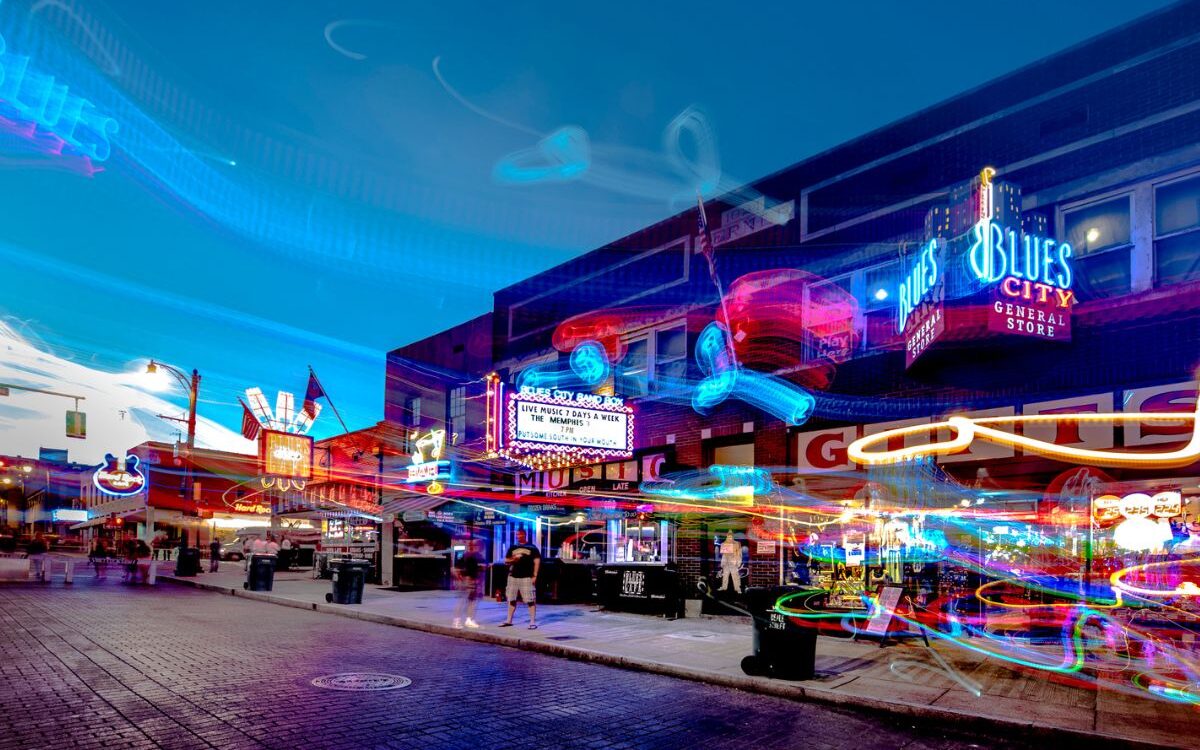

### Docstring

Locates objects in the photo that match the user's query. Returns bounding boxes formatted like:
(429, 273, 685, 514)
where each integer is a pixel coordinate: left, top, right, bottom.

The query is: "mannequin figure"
(717, 531, 742, 593)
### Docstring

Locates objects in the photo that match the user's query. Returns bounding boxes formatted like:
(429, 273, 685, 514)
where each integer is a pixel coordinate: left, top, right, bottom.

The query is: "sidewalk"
(160, 567, 1197, 749)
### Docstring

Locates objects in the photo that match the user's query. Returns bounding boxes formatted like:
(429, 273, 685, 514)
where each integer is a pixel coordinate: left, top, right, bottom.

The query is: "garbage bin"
(740, 585, 817, 680)
(326, 559, 370, 604)
(244, 554, 277, 591)
(174, 547, 201, 577)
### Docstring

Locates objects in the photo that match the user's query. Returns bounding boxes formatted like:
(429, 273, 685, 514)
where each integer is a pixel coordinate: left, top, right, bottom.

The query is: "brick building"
(386, 2, 1200, 608)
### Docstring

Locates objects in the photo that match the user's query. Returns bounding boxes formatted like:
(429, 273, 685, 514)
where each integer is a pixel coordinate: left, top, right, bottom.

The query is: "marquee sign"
(93, 454, 146, 497)
(486, 375, 634, 468)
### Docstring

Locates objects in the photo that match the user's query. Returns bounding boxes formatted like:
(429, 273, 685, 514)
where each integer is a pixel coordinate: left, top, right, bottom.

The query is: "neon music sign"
(897, 239, 940, 334)
(93, 454, 146, 497)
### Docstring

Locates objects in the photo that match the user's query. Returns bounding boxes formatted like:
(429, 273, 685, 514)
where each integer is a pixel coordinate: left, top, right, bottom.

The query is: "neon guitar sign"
(93, 454, 146, 497)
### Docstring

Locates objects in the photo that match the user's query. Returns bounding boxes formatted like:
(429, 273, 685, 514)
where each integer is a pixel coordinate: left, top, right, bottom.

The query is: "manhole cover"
(310, 673, 412, 691)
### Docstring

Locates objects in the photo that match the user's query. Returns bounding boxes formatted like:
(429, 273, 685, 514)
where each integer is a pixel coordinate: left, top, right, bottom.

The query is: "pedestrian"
(453, 538, 483, 629)
(265, 533, 280, 556)
(279, 536, 293, 570)
(242, 537, 253, 571)
(26, 534, 49, 581)
(132, 540, 152, 584)
(90, 538, 110, 579)
(499, 530, 540, 629)
(209, 537, 221, 573)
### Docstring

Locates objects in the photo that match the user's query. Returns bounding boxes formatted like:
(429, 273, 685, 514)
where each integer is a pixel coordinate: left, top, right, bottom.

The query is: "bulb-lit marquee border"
(847, 393, 1200, 469)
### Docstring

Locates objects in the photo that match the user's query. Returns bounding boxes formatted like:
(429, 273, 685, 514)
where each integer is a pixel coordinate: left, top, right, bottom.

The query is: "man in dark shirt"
(500, 530, 540, 629)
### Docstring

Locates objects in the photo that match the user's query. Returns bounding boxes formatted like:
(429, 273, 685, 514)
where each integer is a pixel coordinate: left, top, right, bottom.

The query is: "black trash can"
(244, 554, 276, 591)
(326, 559, 369, 604)
(740, 585, 817, 680)
(174, 547, 201, 577)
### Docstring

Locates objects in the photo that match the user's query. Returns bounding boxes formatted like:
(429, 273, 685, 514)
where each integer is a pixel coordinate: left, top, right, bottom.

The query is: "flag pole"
(697, 193, 739, 369)
(309, 366, 352, 435)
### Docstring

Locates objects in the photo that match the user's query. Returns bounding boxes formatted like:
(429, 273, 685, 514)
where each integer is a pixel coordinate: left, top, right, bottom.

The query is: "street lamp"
(146, 360, 201, 449)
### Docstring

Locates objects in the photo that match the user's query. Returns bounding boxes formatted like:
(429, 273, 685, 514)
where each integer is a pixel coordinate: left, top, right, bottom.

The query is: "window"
(616, 322, 686, 398)
(861, 261, 901, 352)
(1155, 173, 1200, 286)
(713, 442, 754, 466)
(1062, 195, 1132, 300)
(407, 397, 421, 427)
(448, 387, 466, 442)
(617, 337, 650, 397)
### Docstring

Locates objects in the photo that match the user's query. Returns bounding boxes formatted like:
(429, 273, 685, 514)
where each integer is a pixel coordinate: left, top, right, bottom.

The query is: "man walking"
(209, 537, 221, 572)
(499, 530, 540, 629)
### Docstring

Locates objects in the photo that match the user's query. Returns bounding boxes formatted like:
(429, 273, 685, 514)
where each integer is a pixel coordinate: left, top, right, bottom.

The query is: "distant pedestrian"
(242, 537, 254, 570)
(209, 538, 221, 572)
(265, 534, 279, 556)
(132, 540, 152, 584)
(279, 536, 293, 570)
(499, 530, 540, 629)
(26, 534, 49, 581)
(90, 539, 110, 579)
(453, 539, 483, 629)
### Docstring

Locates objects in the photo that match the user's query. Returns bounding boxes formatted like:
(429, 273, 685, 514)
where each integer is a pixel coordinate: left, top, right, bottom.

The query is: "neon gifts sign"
(93, 454, 146, 497)
(0, 31, 118, 161)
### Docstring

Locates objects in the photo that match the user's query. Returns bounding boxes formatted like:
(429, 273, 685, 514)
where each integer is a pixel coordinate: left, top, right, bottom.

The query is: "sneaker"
(452, 618, 463, 629)
(464, 618, 480, 629)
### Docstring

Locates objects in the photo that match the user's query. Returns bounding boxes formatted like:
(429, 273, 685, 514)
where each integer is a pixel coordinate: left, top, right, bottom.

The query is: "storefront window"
(607, 518, 669, 563)
(448, 386, 466, 441)
(805, 273, 857, 361)
(616, 321, 687, 398)
(1063, 195, 1132, 300)
(1155, 173, 1200, 286)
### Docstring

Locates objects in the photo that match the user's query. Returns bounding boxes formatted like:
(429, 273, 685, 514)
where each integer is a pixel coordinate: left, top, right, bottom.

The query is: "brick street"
(0, 581, 1023, 750)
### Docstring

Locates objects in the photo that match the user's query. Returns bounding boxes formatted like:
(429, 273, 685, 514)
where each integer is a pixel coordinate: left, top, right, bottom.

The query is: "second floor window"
(1063, 195, 1132, 301)
(1155, 173, 1200, 287)
(448, 387, 466, 441)
(616, 322, 686, 398)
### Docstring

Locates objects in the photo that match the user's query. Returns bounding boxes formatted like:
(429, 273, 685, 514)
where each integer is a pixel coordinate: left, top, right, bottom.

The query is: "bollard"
(63, 560, 73, 584)
(147, 560, 157, 586)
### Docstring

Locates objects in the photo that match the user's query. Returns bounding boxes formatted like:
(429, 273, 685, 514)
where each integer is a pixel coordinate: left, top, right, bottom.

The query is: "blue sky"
(0, 0, 1171, 452)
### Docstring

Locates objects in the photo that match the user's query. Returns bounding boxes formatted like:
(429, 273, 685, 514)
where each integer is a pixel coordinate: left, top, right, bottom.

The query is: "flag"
(303, 370, 326, 418)
(696, 195, 714, 267)
(240, 399, 261, 441)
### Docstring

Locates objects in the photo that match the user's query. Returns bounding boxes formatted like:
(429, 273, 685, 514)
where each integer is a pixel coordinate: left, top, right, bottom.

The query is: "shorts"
(506, 576, 535, 603)
(458, 574, 481, 601)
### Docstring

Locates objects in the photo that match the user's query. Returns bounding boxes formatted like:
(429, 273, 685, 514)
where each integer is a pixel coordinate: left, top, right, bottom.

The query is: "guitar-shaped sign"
(93, 453, 147, 497)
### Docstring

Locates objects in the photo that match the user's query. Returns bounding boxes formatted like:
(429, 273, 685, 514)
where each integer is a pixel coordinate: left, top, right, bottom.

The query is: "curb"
(160, 576, 1180, 750)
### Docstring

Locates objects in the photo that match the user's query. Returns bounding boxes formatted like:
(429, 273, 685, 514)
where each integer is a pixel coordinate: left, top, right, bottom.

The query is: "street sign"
(65, 410, 86, 439)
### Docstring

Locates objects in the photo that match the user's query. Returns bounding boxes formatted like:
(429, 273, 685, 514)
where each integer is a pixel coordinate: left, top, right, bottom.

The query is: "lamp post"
(146, 360, 200, 449)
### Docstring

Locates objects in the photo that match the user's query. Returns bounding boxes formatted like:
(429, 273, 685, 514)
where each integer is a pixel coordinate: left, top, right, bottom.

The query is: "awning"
(381, 494, 452, 515)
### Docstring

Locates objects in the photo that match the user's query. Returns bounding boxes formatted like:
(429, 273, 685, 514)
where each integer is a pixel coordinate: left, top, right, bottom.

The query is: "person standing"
(265, 533, 280, 556)
(26, 534, 49, 581)
(499, 530, 540, 629)
(279, 536, 293, 570)
(209, 537, 221, 573)
(453, 539, 483, 629)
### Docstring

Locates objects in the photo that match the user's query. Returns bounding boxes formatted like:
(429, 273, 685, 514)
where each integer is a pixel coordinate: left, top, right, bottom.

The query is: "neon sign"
(847, 392, 1200, 468)
(405, 429, 452, 492)
(897, 239, 945, 367)
(897, 239, 940, 334)
(0, 30, 118, 161)
(93, 453, 146, 497)
(260, 430, 313, 489)
(961, 167, 1075, 341)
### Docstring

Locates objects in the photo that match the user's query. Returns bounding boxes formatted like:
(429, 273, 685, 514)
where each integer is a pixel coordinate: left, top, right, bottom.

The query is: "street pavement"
(0, 579, 1027, 750)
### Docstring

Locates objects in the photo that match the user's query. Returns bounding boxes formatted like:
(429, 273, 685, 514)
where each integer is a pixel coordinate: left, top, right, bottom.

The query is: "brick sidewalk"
(151, 567, 1195, 748)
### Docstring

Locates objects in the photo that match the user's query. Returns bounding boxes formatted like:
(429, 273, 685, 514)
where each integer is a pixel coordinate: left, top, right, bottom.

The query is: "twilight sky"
(0, 0, 1171, 459)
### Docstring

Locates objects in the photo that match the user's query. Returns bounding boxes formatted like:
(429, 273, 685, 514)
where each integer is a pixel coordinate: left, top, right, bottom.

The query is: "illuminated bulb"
(1085, 227, 1101, 244)
(873, 288, 888, 301)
